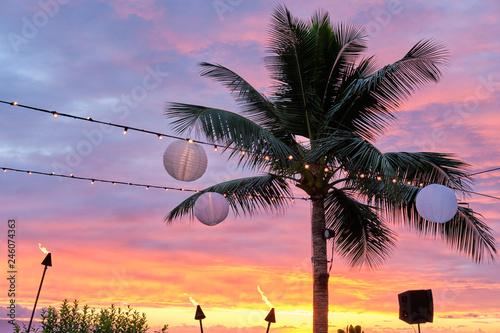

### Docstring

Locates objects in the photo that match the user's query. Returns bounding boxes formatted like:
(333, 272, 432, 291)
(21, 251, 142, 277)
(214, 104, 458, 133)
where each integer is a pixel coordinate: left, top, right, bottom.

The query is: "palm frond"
(164, 174, 292, 222)
(325, 188, 397, 268)
(165, 103, 295, 169)
(309, 132, 470, 191)
(265, 4, 323, 138)
(352, 178, 496, 262)
(198, 62, 287, 137)
(328, 39, 449, 140)
(320, 22, 368, 107)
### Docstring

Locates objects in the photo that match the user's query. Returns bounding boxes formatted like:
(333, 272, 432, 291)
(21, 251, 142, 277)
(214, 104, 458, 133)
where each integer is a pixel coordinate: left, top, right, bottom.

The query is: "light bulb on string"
(53, 112, 58, 118)
(123, 128, 128, 135)
(214, 146, 218, 152)
(158, 134, 162, 139)
(12, 101, 18, 106)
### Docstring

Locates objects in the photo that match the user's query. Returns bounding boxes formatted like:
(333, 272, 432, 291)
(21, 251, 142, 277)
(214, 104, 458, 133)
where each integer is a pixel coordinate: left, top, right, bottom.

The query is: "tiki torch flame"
(189, 297, 199, 306)
(257, 286, 273, 309)
(184, 293, 199, 306)
(38, 243, 49, 254)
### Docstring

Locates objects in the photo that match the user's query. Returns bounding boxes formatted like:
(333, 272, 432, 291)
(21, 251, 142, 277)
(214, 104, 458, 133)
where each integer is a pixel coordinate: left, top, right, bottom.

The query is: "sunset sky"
(1, 1, 499, 332)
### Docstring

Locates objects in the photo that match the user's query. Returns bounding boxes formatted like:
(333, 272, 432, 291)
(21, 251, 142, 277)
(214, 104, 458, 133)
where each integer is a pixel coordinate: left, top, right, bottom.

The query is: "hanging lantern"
(194, 192, 229, 226)
(163, 140, 207, 182)
(416, 184, 458, 223)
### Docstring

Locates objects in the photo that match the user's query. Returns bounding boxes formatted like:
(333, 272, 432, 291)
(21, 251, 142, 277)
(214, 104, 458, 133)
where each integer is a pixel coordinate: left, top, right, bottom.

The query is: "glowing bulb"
(123, 128, 128, 135)
(288, 155, 293, 160)
(86, 116, 92, 120)
(51, 172, 55, 175)
(113, 182, 116, 185)
(3, 169, 6, 172)
(188, 139, 193, 143)
(377, 176, 382, 181)
(407, 181, 411, 185)
(264, 155, 270, 161)
(324, 167, 329, 172)
(241, 151, 246, 155)
(305, 164, 310, 169)
(91, 180, 94, 184)
(392, 178, 397, 183)
(53, 112, 58, 118)
(165, 188, 168, 191)
(12, 101, 18, 106)
(360, 174, 365, 178)
(214, 146, 218, 152)
(28, 171, 32, 175)
(146, 186, 149, 190)
(223, 193, 227, 197)
(158, 134, 163, 139)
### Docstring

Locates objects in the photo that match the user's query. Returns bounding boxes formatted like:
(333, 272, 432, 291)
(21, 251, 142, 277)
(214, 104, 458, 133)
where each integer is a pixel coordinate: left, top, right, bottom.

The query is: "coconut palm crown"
(163, 5, 496, 333)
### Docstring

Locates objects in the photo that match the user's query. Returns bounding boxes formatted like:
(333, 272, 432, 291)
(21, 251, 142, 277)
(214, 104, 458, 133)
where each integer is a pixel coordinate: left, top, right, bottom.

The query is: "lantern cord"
(465, 167, 500, 177)
(0, 100, 316, 167)
(0, 166, 309, 201)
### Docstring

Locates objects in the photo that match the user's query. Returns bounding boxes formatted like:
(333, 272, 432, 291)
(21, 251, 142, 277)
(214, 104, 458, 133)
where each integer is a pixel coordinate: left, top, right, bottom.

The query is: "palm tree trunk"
(311, 197, 329, 333)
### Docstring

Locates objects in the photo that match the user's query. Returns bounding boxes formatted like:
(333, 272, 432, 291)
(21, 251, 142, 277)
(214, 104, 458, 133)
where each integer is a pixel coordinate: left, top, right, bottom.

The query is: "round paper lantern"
(194, 192, 229, 226)
(416, 184, 458, 223)
(163, 140, 207, 182)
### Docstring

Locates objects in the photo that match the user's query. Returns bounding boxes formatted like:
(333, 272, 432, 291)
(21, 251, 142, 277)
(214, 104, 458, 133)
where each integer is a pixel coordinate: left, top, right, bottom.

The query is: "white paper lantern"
(416, 184, 458, 223)
(163, 140, 207, 182)
(194, 192, 229, 226)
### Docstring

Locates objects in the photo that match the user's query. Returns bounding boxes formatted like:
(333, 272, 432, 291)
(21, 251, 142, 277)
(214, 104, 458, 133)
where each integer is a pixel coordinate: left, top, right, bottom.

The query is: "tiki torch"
(28, 244, 52, 332)
(264, 308, 276, 333)
(194, 304, 206, 333)
(258, 286, 276, 333)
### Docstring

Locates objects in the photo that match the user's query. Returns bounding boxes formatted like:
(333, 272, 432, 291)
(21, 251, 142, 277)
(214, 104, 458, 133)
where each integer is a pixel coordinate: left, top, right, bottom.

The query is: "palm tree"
(163, 5, 496, 333)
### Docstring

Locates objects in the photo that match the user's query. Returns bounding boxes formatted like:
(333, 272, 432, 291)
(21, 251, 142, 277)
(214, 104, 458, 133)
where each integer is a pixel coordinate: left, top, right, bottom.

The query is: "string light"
(0, 167, 306, 200)
(2, 100, 499, 197)
(123, 128, 128, 135)
(158, 134, 163, 139)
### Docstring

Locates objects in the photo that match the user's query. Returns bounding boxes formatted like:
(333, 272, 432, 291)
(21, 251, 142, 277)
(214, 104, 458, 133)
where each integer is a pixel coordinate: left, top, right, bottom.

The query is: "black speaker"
(398, 289, 433, 324)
